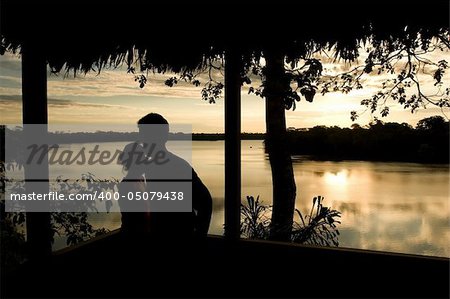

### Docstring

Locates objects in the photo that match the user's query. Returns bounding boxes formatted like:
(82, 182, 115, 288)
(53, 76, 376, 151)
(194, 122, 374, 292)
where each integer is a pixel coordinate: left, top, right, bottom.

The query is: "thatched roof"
(1, 1, 449, 74)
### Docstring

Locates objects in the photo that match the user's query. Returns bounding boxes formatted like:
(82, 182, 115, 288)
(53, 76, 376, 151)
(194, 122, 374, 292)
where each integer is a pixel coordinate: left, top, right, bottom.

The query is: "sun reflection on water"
(324, 170, 349, 186)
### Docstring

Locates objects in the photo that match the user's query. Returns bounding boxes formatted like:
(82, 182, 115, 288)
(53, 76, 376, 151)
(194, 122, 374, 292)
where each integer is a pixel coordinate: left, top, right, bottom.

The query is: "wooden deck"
(2, 230, 449, 298)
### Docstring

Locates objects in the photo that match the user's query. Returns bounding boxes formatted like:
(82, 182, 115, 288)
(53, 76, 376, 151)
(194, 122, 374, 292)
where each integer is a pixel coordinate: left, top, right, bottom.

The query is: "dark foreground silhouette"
(2, 231, 449, 298)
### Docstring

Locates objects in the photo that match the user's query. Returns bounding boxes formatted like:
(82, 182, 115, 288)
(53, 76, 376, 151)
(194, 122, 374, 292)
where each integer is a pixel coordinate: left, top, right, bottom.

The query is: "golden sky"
(0, 51, 448, 132)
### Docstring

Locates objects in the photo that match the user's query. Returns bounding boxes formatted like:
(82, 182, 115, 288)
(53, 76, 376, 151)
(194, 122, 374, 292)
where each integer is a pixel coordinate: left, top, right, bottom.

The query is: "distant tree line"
(1, 116, 448, 163)
(0, 127, 265, 144)
(284, 116, 449, 163)
(192, 133, 264, 140)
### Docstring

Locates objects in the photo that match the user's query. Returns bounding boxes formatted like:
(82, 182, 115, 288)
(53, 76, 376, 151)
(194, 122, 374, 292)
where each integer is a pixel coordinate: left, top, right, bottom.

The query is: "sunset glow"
(1, 51, 449, 131)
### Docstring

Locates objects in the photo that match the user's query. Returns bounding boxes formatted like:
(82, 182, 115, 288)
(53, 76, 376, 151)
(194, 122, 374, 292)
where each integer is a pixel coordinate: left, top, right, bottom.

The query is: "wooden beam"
(22, 42, 52, 258)
(224, 50, 241, 239)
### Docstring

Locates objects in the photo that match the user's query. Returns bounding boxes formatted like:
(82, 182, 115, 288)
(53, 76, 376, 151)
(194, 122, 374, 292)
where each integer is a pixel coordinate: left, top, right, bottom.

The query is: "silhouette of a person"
(117, 142, 151, 235)
(137, 113, 212, 239)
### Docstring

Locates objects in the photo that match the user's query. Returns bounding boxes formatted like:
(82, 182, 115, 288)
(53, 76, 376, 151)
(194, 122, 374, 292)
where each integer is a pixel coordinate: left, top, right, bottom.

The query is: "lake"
(40, 140, 449, 257)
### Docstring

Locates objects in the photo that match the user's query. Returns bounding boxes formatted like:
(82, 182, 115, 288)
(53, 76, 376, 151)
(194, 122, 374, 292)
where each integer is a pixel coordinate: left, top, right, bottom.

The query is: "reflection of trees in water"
(337, 202, 360, 215)
(241, 195, 341, 246)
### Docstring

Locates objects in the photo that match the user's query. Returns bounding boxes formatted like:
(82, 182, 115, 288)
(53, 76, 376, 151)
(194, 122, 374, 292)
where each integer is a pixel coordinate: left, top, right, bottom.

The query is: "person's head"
(137, 113, 169, 146)
(118, 142, 146, 176)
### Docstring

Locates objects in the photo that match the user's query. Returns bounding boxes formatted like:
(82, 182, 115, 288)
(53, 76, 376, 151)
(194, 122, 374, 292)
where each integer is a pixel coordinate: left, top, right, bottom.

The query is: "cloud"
(0, 94, 142, 124)
(0, 55, 22, 72)
(0, 94, 132, 109)
(0, 75, 21, 85)
(46, 68, 207, 99)
(0, 94, 22, 102)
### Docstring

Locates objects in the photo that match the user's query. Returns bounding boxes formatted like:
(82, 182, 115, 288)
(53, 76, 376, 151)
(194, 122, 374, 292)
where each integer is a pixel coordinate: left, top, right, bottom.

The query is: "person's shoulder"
(167, 152, 193, 169)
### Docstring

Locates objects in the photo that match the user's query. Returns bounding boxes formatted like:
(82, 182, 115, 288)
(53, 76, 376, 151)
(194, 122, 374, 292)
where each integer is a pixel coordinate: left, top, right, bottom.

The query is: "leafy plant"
(240, 195, 270, 239)
(240, 195, 341, 246)
(1, 168, 112, 272)
(0, 201, 26, 274)
(292, 196, 341, 246)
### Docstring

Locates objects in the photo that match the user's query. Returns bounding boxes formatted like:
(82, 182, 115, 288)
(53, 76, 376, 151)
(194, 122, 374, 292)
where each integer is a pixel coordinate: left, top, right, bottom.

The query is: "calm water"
(45, 141, 449, 257)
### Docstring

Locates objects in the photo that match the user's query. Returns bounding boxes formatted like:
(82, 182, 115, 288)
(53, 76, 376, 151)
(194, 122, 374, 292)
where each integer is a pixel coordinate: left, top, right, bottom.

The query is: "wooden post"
(224, 50, 241, 239)
(0, 126, 4, 224)
(22, 42, 52, 258)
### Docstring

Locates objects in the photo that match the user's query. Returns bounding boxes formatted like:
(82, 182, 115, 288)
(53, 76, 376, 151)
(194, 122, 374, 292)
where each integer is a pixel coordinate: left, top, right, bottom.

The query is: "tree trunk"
(264, 50, 296, 241)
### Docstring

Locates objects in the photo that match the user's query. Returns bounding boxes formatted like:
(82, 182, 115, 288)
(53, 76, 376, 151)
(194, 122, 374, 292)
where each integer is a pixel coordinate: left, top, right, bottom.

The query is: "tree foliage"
(131, 31, 449, 121)
(285, 116, 449, 163)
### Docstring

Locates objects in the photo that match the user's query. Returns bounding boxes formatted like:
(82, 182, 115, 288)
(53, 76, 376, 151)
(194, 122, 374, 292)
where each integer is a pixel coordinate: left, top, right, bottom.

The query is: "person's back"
(137, 113, 212, 240)
(145, 152, 212, 239)
(117, 142, 151, 236)
(118, 177, 150, 235)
